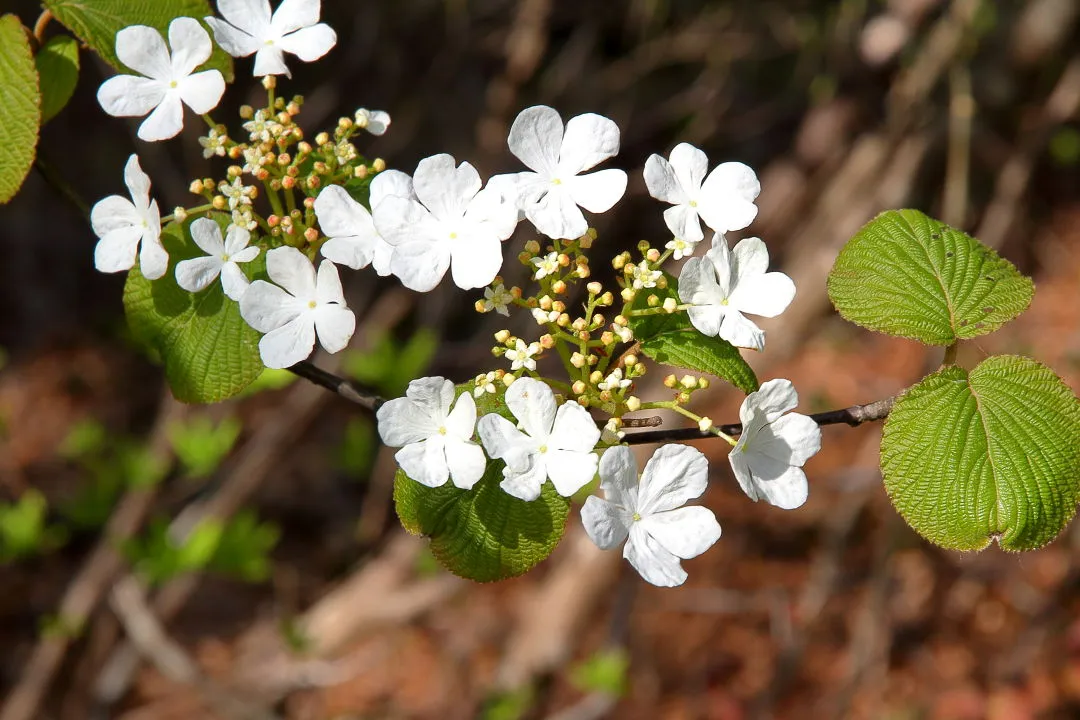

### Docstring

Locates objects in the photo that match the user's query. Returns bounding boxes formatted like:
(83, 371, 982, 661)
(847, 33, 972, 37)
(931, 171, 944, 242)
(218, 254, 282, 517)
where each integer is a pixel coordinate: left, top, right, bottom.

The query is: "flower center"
(169, 80, 178, 89)
(221, 253, 230, 262)
(689, 200, 698, 208)
(632, 512, 641, 521)
(438, 426, 447, 435)
(264, 39, 275, 46)
(449, 231, 458, 239)
(720, 298, 729, 306)
(550, 177, 562, 186)
(308, 300, 317, 309)
(538, 444, 548, 454)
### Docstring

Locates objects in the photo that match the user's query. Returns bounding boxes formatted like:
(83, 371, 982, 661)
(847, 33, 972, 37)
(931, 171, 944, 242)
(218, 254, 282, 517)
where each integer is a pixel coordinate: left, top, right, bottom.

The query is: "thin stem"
(33, 10, 52, 45)
(943, 342, 958, 366)
(286, 361, 383, 411)
(34, 156, 89, 219)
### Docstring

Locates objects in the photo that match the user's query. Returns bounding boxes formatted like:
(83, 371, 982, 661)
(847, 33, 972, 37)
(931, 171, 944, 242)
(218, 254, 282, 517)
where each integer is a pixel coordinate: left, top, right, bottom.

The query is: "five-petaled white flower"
(482, 282, 514, 316)
(206, 0, 337, 77)
(354, 108, 391, 136)
(504, 339, 540, 372)
(532, 252, 560, 280)
(598, 368, 631, 392)
(97, 18, 225, 142)
(477, 377, 600, 501)
(644, 143, 760, 243)
(665, 237, 698, 261)
(175, 218, 260, 300)
(373, 154, 519, 292)
(581, 444, 721, 587)
(489, 105, 628, 240)
(678, 235, 795, 351)
(376, 376, 486, 490)
(239, 246, 355, 368)
(628, 260, 661, 290)
(91, 155, 168, 279)
(729, 379, 821, 510)
(314, 169, 413, 276)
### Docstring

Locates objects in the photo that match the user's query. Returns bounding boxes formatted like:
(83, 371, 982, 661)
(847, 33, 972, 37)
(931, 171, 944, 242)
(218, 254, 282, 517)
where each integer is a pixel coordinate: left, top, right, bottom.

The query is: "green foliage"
(344, 328, 438, 397)
(0, 14, 40, 204)
(479, 688, 534, 720)
(124, 219, 266, 403)
(168, 415, 242, 478)
(0, 490, 67, 561)
(35, 34, 79, 122)
(881, 356, 1080, 551)
(627, 272, 758, 393)
(124, 511, 278, 585)
(43, 0, 233, 79)
(570, 648, 630, 697)
(236, 367, 296, 397)
(827, 210, 1033, 345)
(338, 417, 376, 476)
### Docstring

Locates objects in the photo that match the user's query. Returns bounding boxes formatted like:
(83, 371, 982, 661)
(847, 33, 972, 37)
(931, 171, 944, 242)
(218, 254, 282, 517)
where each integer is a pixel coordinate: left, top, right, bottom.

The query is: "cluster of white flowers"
(87, 0, 824, 588)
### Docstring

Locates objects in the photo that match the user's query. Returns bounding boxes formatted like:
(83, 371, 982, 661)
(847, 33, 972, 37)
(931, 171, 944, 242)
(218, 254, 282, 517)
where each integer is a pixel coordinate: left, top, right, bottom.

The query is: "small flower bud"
(621, 288, 636, 302)
(626, 396, 641, 411)
(338, 116, 353, 131)
(277, 153, 291, 165)
(592, 314, 605, 327)
(612, 255, 626, 270)
(261, 75, 277, 90)
(354, 165, 369, 178)
(577, 395, 590, 408)
(698, 417, 713, 432)
(599, 390, 613, 402)
(586, 281, 603, 296)
(372, 158, 386, 172)
(599, 292, 614, 306)
(227, 145, 242, 159)
(578, 330, 590, 342)
(303, 227, 319, 243)
(552, 301, 566, 313)
(600, 331, 615, 345)
(539, 294, 552, 311)
(268, 214, 280, 227)
(664, 374, 677, 388)
(189, 179, 204, 194)
(676, 391, 691, 404)
(282, 175, 296, 190)
(552, 280, 567, 294)
(680, 375, 697, 389)
(572, 317, 587, 332)
(286, 101, 301, 115)
(570, 352, 586, 368)
(663, 297, 678, 313)
(297, 141, 313, 154)
(587, 354, 598, 366)
(624, 354, 638, 367)
(656, 275, 669, 290)
(575, 264, 591, 279)
(557, 313, 570, 327)
(494, 329, 510, 343)
(572, 380, 587, 395)
(239, 105, 254, 119)
(315, 131, 330, 146)
(646, 248, 661, 262)
(698, 378, 710, 389)
(303, 197, 315, 210)
(503, 373, 516, 387)
(558, 253, 570, 267)
(580, 229, 595, 248)
(539, 334, 555, 349)
(474, 299, 487, 313)
(589, 371, 603, 384)
(172, 207, 187, 222)
(211, 195, 226, 210)
(524, 240, 541, 255)
(637, 240, 650, 254)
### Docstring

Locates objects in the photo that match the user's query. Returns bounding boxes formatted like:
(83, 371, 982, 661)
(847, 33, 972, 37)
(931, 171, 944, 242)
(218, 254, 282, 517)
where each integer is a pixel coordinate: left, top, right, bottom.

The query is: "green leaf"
(627, 272, 758, 393)
(828, 209, 1034, 345)
(0, 490, 67, 561)
(0, 14, 40, 204)
(570, 648, 630, 697)
(44, 0, 232, 80)
(882, 355, 1080, 551)
(123, 219, 265, 403)
(35, 34, 79, 122)
(168, 415, 241, 477)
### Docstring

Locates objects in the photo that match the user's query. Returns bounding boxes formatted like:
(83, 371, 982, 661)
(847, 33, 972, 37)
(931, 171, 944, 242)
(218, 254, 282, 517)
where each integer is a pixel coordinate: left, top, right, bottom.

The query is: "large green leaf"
(44, 0, 233, 80)
(123, 218, 265, 403)
(0, 14, 40, 204)
(881, 355, 1080, 551)
(627, 272, 758, 393)
(828, 209, 1033, 345)
(35, 34, 80, 123)
(393, 384, 571, 582)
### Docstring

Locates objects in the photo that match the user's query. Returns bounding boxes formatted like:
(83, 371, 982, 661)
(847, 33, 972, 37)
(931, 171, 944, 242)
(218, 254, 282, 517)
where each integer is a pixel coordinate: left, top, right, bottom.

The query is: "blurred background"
(2, 0, 1080, 718)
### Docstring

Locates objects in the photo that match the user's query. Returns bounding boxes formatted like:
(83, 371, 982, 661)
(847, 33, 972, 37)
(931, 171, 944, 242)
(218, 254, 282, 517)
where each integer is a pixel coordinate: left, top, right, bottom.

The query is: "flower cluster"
(88, 0, 824, 587)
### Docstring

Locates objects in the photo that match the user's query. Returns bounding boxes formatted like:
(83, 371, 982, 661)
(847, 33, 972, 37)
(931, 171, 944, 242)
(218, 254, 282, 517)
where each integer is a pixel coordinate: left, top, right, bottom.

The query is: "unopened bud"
(621, 288, 636, 302)
(282, 175, 296, 190)
(680, 375, 697, 389)
(570, 352, 586, 368)
(626, 396, 641, 411)
(612, 255, 626, 270)
(172, 207, 187, 222)
(239, 105, 254, 119)
(664, 374, 677, 388)
(599, 292, 613, 306)
(646, 248, 661, 262)
(474, 299, 487, 313)
(572, 380, 587, 395)
(677, 391, 691, 404)
(624, 354, 638, 367)
(589, 371, 603, 384)
(575, 264, 591, 279)
(586, 281, 603, 296)
(524, 240, 541, 254)
(647, 294, 660, 307)
(189, 179, 204, 194)
(354, 165, 369, 178)
(261, 75, 276, 90)
(663, 297, 678, 313)
(552, 301, 566, 313)
(539, 294, 553, 311)
(372, 158, 386, 172)
(637, 240, 650, 254)
(698, 417, 713, 432)
(211, 195, 227, 210)
(557, 313, 570, 327)
(587, 354, 598, 366)
(552, 280, 567, 294)
(303, 227, 319, 243)
(600, 331, 614, 345)
(592, 314, 605, 327)
(503, 373, 516, 387)
(494, 329, 511, 343)
(698, 378, 710, 389)
(572, 317, 587, 332)
(315, 131, 330, 146)
(539, 334, 555, 349)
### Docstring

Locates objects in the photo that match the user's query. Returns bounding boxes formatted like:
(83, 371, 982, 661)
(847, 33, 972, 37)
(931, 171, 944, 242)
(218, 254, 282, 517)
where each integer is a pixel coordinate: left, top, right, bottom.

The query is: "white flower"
(174, 218, 260, 300)
(354, 108, 391, 136)
(598, 368, 631, 392)
(373, 154, 519, 292)
(477, 377, 601, 501)
(678, 235, 795, 351)
(729, 379, 821, 510)
(489, 105, 627, 240)
(243, 109, 278, 143)
(205, 0, 337, 78)
(532, 252, 560, 280)
(629, 260, 661, 290)
(665, 237, 698, 261)
(376, 376, 485, 490)
(482, 282, 514, 316)
(91, 155, 168, 279)
(473, 372, 497, 398)
(314, 169, 412, 277)
(644, 143, 760, 243)
(97, 18, 225, 143)
(581, 445, 721, 587)
(200, 128, 228, 158)
(532, 308, 559, 325)
(614, 325, 633, 343)
(220, 177, 256, 210)
(504, 339, 540, 372)
(239, 247, 355, 368)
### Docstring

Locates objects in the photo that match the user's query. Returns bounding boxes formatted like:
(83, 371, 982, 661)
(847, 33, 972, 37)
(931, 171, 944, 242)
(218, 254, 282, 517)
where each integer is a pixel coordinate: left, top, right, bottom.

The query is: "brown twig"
(286, 360, 384, 411)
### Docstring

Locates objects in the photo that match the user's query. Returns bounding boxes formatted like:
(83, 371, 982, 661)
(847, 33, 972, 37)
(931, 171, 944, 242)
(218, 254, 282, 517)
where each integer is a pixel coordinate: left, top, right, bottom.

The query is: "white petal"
(499, 459, 547, 502)
(412, 154, 480, 222)
(686, 305, 726, 338)
(477, 413, 530, 461)
(122, 154, 152, 206)
(364, 110, 391, 136)
(639, 506, 720, 559)
(97, 75, 165, 119)
(216, 0, 272, 38)
(548, 401, 601, 453)
(377, 396, 439, 447)
(265, 246, 316, 299)
(90, 195, 140, 238)
(624, 523, 687, 587)
(239, 280, 303, 333)
(224, 226, 253, 255)
(668, 143, 709, 196)
(717, 310, 765, 351)
(445, 391, 477, 440)
(175, 255, 223, 293)
(372, 195, 436, 246)
(219, 262, 251, 301)
(313, 305, 355, 354)
(637, 444, 709, 514)
(597, 446, 639, 511)
(662, 204, 704, 243)
(643, 153, 687, 205)
(524, 188, 588, 240)
(731, 272, 796, 319)
(504, 377, 556, 440)
(545, 449, 597, 496)
(315, 260, 345, 305)
(371, 240, 394, 276)
(406, 375, 454, 413)
(137, 92, 184, 141)
(565, 169, 627, 214)
(507, 105, 563, 175)
(390, 240, 451, 292)
(703, 234, 734, 296)
(678, 256, 724, 308)
(370, 169, 414, 206)
(463, 187, 519, 241)
(396, 438, 449, 488)
(115, 25, 171, 79)
(188, 217, 226, 255)
(138, 234, 169, 280)
(448, 232, 502, 290)
(698, 161, 760, 232)
(177, 70, 225, 114)
(94, 228, 141, 273)
(167, 17, 213, 76)
(252, 47, 290, 77)
(769, 413, 822, 465)
(271, 0, 320, 34)
(444, 439, 485, 490)
(277, 24, 337, 62)
(742, 379, 800, 423)
(580, 496, 631, 550)
(204, 16, 260, 58)
(258, 313, 316, 368)
(557, 112, 620, 176)
(729, 451, 808, 510)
